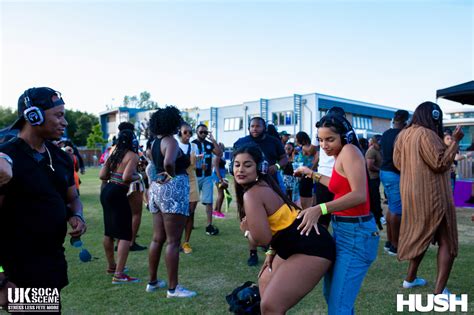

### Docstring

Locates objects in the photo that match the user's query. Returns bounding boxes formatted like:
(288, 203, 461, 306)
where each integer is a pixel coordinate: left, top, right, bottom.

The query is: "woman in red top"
(295, 113, 379, 315)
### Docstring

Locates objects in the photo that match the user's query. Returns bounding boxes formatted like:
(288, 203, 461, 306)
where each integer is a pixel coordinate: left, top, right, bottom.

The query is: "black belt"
(332, 214, 373, 223)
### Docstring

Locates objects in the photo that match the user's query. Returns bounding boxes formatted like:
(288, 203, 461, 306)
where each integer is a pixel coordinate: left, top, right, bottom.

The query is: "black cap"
(394, 110, 409, 122)
(11, 87, 65, 130)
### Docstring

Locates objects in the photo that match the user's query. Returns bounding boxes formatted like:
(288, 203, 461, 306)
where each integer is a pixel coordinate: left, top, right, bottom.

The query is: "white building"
(100, 92, 401, 148)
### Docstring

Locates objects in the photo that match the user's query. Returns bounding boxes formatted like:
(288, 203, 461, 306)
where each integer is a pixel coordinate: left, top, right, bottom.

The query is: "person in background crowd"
(380, 109, 409, 256)
(100, 146, 112, 165)
(358, 137, 369, 156)
(266, 124, 281, 141)
(295, 112, 379, 315)
(61, 139, 85, 175)
(294, 131, 318, 210)
(394, 102, 462, 295)
(147, 106, 196, 298)
(192, 124, 222, 236)
(64, 145, 81, 194)
(282, 142, 298, 201)
(443, 128, 472, 194)
(313, 107, 345, 229)
(233, 117, 288, 266)
(117, 122, 147, 251)
(177, 123, 200, 254)
(212, 142, 228, 219)
(234, 145, 335, 314)
(99, 129, 140, 284)
(365, 134, 383, 230)
(280, 130, 290, 145)
(0, 87, 86, 307)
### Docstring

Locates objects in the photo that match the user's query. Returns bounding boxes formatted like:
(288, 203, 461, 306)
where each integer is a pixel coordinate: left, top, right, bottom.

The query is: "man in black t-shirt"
(0, 87, 86, 308)
(192, 124, 222, 236)
(233, 117, 288, 266)
(380, 109, 409, 256)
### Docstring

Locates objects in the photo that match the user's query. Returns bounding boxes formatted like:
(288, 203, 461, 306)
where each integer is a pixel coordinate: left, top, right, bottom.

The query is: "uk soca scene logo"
(397, 294, 468, 312)
(6, 288, 60, 313)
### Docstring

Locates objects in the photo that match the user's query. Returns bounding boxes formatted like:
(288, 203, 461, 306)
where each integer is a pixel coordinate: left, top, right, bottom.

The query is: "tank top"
(152, 137, 190, 175)
(328, 167, 370, 217)
(267, 204, 299, 235)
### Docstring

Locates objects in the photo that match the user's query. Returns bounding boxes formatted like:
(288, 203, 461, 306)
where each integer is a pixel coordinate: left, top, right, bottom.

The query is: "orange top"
(267, 204, 298, 235)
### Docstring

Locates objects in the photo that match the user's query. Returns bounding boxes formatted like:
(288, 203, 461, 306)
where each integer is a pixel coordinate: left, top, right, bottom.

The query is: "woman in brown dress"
(393, 101, 463, 295)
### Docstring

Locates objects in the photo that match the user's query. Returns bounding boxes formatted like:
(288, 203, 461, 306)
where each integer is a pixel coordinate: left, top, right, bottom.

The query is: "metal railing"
(456, 152, 473, 179)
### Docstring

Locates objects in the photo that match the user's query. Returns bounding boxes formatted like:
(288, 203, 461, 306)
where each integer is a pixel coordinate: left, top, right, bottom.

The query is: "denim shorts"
(198, 176, 213, 204)
(380, 170, 402, 216)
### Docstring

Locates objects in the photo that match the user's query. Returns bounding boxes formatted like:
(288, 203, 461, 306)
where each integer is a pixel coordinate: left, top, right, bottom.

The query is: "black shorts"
(271, 218, 336, 262)
(315, 182, 334, 226)
(299, 177, 314, 198)
(101, 182, 132, 241)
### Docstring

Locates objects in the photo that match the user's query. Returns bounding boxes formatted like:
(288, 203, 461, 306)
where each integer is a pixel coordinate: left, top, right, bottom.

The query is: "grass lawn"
(59, 168, 474, 314)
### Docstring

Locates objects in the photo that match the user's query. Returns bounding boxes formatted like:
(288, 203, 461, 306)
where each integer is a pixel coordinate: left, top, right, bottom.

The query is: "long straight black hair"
(233, 145, 300, 220)
(408, 101, 444, 139)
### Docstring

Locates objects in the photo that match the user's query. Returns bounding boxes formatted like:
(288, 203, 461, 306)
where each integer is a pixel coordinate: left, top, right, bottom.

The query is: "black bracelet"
(71, 213, 86, 224)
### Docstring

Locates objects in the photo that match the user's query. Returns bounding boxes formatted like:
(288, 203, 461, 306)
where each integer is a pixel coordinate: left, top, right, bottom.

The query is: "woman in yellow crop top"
(233, 145, 335, 314)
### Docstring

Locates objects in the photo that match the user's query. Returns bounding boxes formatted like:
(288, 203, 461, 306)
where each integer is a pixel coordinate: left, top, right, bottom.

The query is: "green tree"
(86, 124, 107, 149)
(122, 91, 159, 109)
(0, 106, 18, 129)
(74, 115, 94, 146)
(65, 110, 98, 146)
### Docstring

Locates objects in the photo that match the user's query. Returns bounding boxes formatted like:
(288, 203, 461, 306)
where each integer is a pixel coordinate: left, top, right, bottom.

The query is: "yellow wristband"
(275, 163, 281, 170)
(320, 203, 328, 215)
(0, 266, 4, 273)
(265, 249, 276, 256)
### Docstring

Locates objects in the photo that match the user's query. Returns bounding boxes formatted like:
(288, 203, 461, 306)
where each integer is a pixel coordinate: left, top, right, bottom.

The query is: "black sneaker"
(387, 245, 397, 256)
(130, 242, 147, 251)
(205, 224, 219, 236)
(384, 241, 392, 251)
(247, 253, 258, 266)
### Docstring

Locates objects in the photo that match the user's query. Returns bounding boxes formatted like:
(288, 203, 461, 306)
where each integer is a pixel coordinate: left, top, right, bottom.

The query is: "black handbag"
(226, 281, 261, 314)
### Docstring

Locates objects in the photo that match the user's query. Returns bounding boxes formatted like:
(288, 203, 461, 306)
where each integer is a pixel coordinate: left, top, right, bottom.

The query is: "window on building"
(451, 112, 474, 119)
(224, 117, 243, 131)
(352, 115, 372, 130)
(272, 111, 296, 126)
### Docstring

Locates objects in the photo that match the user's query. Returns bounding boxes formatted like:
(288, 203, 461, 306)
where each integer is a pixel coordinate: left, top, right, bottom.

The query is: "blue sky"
(1, 0, 472, 115)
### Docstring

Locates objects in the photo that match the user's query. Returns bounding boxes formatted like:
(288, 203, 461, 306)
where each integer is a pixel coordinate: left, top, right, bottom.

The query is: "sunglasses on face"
(183, 131, 193, 136)
(199, 131, 208, 135)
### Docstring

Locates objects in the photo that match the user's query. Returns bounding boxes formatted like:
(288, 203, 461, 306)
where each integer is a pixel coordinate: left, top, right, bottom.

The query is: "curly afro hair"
(118, 121, 135, 131)
(149, 106, 183, 136)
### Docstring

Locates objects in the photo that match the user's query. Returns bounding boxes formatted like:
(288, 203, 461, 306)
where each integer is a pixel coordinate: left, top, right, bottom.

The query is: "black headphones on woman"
(330, 114, 356, 144)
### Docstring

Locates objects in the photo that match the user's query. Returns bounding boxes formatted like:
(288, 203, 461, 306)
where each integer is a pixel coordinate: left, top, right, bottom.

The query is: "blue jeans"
(380, 170, 402, 216)
(324, 216, 379, 315)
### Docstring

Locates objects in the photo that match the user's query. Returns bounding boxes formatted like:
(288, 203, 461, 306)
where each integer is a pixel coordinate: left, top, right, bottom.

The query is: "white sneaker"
(167, 285, 197, 298)
(403, 277, 427, 289)
(146, 279, 167, 292)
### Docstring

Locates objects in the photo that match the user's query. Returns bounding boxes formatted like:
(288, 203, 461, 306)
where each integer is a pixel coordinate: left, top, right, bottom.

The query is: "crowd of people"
(0, 86, 470, 313)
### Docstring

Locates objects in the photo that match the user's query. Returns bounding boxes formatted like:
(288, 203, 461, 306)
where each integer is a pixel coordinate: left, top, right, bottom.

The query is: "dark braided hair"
(106, 129, 136, 173)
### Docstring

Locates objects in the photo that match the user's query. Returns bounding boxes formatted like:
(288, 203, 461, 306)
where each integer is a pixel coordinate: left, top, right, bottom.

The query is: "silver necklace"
(44, 145, 55, 172)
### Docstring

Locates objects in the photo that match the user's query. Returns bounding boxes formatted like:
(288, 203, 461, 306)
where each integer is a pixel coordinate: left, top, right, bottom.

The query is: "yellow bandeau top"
(267, 203, 299, 235)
